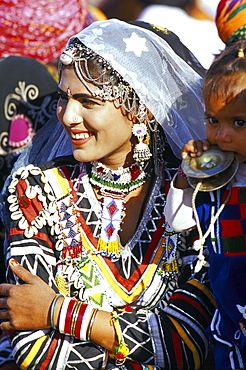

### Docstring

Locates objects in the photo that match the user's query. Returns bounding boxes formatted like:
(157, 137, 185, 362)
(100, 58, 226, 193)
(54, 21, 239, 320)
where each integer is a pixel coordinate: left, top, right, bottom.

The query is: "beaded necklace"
(88, 160, 150, 256)
(89, 160, 148, 193)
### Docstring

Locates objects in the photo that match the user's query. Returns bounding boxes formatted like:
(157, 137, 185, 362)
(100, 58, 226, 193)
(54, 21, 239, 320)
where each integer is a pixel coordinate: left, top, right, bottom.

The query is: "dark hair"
(203, 40, 246, 104)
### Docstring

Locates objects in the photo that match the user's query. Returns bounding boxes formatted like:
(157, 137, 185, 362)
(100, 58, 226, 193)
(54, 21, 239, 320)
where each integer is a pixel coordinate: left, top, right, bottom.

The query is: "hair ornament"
(60, 47, 78, 65)
(238, 48, 245, 58)
(59, 42, 155, 131)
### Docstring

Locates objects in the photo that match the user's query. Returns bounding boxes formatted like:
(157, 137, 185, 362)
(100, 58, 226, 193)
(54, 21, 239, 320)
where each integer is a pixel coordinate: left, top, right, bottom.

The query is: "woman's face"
(57, 67, 134, 169)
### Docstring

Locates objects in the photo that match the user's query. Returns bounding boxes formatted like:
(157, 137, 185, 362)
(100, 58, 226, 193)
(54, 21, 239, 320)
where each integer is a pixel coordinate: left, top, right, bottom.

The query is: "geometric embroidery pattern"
(221, 187, 246, 255)
(6, 158, 214, 370)
(77, 257, 101, 290)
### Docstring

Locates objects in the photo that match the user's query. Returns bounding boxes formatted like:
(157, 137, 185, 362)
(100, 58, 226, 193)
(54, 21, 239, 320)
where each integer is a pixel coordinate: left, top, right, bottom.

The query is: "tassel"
(97, 238, 120, 254)
(62, 244, 82, 259)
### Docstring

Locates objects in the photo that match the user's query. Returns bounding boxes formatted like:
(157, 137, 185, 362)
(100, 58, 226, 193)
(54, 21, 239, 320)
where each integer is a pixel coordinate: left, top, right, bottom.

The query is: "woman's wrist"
(50, 294, 64, 329)
(54, 297, 95, 341)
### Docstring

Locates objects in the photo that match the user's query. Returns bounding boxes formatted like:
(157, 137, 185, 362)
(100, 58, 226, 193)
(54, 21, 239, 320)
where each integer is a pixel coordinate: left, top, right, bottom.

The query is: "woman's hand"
(0, 361, 20, 369)
(0, 259, 56, 331)
(181, 139, 210, 159)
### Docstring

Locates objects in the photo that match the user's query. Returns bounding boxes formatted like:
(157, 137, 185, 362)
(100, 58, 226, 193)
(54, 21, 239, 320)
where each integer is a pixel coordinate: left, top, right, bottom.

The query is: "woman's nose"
(62, 99, 83, 126)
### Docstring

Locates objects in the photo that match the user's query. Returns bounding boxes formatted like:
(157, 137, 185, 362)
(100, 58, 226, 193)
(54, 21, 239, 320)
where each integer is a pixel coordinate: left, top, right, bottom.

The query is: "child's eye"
(205, 117, 218, 124)
(234, 119, 246, 128)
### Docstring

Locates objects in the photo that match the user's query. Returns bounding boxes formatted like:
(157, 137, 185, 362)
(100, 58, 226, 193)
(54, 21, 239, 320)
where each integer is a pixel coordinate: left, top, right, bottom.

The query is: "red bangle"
(74, 303, 88, 339)
(64, 299, 77, 334)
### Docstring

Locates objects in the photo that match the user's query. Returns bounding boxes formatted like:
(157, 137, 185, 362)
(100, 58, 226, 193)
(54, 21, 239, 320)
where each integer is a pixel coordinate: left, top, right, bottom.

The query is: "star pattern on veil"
(123, 32, 148, 57)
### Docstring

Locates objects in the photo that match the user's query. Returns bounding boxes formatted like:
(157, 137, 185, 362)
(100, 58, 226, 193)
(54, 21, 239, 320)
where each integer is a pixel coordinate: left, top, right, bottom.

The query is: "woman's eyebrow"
(57, 87, 103, 101)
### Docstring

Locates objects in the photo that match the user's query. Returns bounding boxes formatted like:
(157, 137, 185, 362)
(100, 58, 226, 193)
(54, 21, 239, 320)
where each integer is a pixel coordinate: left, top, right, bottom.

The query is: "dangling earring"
(132, 103, 152, 164)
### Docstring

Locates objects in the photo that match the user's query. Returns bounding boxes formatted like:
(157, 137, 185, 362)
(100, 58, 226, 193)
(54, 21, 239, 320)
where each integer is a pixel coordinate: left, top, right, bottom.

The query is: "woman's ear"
(149, 113, 154, 120)
(147, 110, 154, 121)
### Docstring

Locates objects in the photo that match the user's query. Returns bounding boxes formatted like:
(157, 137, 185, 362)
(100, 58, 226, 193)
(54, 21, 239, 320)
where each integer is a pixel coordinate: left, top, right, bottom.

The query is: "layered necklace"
(89, 160, 151, 256)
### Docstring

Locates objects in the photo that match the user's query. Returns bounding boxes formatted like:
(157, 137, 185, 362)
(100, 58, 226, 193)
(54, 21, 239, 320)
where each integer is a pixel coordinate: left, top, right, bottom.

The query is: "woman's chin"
(72, 148, 95, 163)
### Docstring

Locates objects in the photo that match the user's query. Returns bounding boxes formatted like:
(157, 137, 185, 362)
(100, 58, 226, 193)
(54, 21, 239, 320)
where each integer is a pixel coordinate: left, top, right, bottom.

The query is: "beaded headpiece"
(66, 19, 206, 158)
(59, 42, 152, 128)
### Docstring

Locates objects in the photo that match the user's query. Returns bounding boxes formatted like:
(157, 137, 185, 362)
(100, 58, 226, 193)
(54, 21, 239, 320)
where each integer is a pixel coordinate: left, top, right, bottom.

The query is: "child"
(165, 39, 246, 369)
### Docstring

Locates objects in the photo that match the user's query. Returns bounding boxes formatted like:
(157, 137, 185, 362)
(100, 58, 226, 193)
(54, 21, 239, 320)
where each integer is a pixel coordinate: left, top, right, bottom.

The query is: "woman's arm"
(0, 261, 215, 369)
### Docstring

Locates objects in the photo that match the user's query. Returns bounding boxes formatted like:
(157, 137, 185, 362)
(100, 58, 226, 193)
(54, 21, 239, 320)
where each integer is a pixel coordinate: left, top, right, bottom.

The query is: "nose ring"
(73, 116, 78, 122)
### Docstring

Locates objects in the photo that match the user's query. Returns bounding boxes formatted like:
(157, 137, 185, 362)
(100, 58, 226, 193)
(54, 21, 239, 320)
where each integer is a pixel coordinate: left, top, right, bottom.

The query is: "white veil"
(0, 19, 206, 230)
(68, 19, 206, 157)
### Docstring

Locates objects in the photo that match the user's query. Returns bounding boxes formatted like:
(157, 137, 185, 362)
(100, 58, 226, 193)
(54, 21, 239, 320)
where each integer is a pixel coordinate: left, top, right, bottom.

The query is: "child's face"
(205, 75, 246, 164)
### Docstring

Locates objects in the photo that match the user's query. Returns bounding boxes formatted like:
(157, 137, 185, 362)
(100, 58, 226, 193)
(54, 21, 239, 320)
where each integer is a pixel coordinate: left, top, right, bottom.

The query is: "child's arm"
(164, 139, 210, 232)
(174, 139, 210, 189)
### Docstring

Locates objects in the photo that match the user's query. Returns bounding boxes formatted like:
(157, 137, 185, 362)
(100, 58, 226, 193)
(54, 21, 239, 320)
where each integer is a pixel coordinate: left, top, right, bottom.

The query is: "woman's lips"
(70, 129, 93, 145)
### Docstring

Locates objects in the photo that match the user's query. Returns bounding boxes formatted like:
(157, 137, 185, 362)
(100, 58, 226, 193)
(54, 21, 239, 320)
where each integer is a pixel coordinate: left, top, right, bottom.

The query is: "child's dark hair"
(203, 40, 246, 104)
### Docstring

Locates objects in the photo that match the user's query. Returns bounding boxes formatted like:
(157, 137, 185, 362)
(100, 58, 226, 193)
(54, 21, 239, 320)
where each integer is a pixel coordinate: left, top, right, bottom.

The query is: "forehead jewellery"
(67, 88, 73, 97)
(60, 42, 154, 165)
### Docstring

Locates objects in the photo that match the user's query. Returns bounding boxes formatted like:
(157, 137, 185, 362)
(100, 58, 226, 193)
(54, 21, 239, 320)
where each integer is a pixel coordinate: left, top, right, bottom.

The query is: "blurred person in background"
(137, 0, 223, 69)
(89, 0, 223, 69)
(216, 0, 246, 46)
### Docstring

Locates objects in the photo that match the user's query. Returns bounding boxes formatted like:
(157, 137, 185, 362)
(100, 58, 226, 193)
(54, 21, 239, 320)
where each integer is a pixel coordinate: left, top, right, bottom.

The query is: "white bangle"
(59, 296, 73, 334)
(80, 305, 94, 341)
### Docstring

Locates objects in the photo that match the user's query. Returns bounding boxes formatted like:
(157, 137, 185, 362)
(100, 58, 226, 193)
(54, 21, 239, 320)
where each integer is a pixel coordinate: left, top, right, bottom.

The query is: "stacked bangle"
(87, 308, 98, 341)
(50, 293, 64, 330)
(51, 296, 100, 342)
(58, 297, 94, 341)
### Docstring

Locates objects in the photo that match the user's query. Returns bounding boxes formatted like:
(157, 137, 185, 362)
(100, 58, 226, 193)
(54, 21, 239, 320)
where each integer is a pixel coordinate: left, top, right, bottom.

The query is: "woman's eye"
(234, 119, 246, 128)
(81, 98, 99, 107)
(206, 117, 218, 124)
(58, 93, 68, 101)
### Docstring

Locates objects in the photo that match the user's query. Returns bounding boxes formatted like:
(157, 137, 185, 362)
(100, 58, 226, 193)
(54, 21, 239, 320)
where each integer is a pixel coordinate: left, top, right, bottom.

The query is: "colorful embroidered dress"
(5, 156, 214, 370)
(195, 183, 246, 369)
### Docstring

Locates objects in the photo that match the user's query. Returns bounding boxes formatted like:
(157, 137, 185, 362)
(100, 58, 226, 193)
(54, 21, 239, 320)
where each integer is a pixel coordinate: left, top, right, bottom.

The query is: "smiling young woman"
(0, 19, 214, 370)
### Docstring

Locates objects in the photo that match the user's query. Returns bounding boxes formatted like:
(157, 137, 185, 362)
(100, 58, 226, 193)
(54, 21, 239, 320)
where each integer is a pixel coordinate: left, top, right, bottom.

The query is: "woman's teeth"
(71, 132, 91, 139)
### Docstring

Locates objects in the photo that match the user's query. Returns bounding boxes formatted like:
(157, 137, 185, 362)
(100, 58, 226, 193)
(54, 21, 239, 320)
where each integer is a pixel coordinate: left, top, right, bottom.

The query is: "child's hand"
(181, 139, 210, 159)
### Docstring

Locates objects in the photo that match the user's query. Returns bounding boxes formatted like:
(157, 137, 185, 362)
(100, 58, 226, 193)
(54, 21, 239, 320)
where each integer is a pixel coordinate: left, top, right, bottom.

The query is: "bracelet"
(80, 305, 94, 341)
(58, 297, 94, 341)
(87, 308, 98, 341)
(50, 294, 64, 330)
(59, 297, 76, 334)
(74, 303, 87, 339)
(70, 301, 83, 337)
(109, 311, 129, 364)
(177, 164, 188, 179)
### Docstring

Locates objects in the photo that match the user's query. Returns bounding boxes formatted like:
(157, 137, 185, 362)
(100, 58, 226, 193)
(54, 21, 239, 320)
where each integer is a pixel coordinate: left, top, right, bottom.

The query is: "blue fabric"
(196, 187, 246, 369)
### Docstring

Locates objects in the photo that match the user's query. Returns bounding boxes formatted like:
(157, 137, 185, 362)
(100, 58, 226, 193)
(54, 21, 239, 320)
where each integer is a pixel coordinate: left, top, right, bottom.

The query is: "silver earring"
(132, 123, 152, 163)
(73, 117, 78, 122)
(132, 103, 152, 163)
